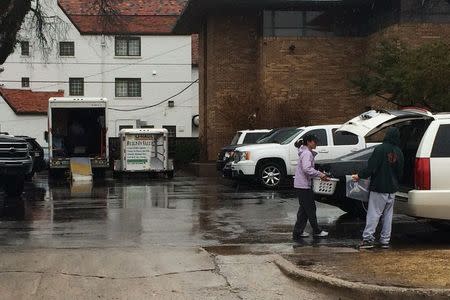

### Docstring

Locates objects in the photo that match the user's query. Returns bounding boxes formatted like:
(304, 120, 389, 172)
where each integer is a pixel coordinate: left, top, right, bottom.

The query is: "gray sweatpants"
(362, 191, 395, 244)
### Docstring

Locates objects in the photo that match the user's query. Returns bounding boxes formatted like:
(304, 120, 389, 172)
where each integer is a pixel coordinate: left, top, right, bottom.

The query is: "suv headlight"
(235, 151, 250, 162)
(224, 151, 234, 160)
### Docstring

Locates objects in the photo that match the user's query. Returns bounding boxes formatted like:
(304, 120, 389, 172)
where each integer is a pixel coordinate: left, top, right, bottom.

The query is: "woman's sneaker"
(359, 240, 375, 249)
(380, 243, 390, 249)
(313, 231, 329, 238)
(300, 232, 310, 238)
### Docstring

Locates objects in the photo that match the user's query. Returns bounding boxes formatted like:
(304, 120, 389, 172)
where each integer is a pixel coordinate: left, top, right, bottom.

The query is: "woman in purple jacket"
(293, 134, 329, 241)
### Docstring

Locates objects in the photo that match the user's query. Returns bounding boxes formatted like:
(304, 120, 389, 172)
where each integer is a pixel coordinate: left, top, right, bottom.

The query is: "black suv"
(0, 135, 33, 197)
(15, 136, 46, 179)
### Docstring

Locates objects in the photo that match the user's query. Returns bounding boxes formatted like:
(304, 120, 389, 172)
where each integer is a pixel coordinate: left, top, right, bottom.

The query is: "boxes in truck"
(47, 98, 109, 171)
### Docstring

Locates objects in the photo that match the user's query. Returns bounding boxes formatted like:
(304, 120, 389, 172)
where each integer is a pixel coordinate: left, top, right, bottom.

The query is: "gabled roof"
(58, 0, 187, 35)
(0, 88, 64, 115)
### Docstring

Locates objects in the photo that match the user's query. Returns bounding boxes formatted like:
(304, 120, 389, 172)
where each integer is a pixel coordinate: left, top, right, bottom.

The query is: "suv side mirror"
(44, 131, 49, 143)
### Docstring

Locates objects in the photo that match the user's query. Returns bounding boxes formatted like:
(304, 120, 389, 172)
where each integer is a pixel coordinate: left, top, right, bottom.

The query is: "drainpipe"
(101, 35, 106, 97)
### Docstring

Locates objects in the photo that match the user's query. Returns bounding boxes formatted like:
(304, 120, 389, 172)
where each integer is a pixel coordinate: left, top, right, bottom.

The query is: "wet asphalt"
(0, 174, 447, 252)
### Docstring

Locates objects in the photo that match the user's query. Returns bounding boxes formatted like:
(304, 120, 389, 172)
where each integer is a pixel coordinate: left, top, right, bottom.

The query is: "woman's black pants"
(293, 188, 321, 238)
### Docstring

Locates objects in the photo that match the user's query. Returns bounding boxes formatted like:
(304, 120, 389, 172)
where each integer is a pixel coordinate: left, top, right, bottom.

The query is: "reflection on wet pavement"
(0, 175, 447, 251)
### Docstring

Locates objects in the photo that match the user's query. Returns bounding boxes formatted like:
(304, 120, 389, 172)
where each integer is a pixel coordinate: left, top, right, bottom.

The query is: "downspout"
(101, 34, 106, 97)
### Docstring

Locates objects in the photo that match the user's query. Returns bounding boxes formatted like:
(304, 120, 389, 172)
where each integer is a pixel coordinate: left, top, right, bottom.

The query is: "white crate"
(312, 178, 339, 195)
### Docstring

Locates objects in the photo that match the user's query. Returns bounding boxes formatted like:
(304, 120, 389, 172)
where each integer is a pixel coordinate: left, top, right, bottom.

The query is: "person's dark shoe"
(293, 232, 309, 242)
(380, 243, 390, 249)
(313, 231, 329, 238)
(359, 240, 375, 249)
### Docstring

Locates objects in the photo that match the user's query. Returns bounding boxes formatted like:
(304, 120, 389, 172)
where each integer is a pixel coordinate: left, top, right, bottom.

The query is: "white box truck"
(47, 97, 109, 176)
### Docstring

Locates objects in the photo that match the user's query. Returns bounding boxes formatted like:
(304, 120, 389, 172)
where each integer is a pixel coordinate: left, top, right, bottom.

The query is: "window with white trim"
(115, 78, 141, 97)
(115, 37, 141, 56)
(21, 41, 30, 56)
(69, 78, 84, 96)
(59, 42, 75, 56)
(21, 77, 30, 88)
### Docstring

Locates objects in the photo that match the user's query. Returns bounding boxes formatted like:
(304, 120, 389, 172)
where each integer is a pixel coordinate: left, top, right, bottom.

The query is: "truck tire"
(25, 171, 35, 181)
(430, 221, 450, 232)
(4, 177, 25, 197)
(48, 169, 65, 181)
(258, 161, 285, 189)
(167, 170, 174, 179)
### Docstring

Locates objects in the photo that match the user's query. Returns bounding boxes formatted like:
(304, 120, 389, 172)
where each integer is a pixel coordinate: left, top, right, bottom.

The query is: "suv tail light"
(414, 158, 430, 190)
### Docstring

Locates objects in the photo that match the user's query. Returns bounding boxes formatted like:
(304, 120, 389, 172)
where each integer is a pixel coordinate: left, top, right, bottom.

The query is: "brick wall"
(201, 15, 260, 160)
(199, 17, 450, 161)
(259, 37, 368, 128)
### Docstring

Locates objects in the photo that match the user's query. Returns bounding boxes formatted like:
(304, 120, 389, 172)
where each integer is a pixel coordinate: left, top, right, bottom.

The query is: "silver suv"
(0, 134, 33, 197)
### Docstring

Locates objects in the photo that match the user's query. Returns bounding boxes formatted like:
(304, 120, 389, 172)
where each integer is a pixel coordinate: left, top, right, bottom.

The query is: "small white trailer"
(114, 128, 174, 178)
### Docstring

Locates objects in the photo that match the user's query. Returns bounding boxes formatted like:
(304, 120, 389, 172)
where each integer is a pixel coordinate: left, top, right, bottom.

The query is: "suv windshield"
(257, 128, 303, 144)
(230, 132, 242, 145)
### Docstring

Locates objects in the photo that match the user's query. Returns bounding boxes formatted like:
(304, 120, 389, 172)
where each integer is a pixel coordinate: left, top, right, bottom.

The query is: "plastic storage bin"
(312, 178, 339, 195)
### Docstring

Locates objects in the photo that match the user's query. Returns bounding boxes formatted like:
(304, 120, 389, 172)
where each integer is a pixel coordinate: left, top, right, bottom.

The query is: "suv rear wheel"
(258, 162, 285, 189)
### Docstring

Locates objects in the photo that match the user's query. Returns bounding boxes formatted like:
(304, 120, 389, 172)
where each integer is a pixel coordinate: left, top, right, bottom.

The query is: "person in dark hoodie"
(352, 127, 404, 249)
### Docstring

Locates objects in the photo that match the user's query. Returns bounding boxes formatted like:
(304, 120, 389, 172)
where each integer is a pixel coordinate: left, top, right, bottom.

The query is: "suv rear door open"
(338, 109, 433, 137)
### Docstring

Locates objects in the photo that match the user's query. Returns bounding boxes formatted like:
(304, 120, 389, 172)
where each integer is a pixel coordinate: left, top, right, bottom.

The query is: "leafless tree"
(0, 0, 119, 64)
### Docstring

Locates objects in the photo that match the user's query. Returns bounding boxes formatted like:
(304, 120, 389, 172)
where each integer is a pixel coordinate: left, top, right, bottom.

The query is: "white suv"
(339, 109, 450, 225)
(231, 125, 370, 189)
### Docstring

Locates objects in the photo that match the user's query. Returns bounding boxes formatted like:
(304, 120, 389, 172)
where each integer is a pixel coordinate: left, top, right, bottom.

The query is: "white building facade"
(0, 0, 198, 147)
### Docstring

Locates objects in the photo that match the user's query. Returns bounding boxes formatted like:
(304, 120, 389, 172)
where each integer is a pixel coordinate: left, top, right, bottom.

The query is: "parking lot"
(0, 174, 441, 248)
(0, 174, 449, 298)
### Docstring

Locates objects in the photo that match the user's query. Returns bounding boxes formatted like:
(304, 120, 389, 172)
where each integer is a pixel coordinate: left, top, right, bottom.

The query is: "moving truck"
(47, 97, 109, 176)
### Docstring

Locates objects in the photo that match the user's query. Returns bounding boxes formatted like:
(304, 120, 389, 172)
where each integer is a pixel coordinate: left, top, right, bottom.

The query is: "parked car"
(217, 129, 271, 176)
(336, 108, 450, 228)
(15, 136, 46, 179)
(315, 146, 376, 217)
(231, 125, 373, 189)
(0, 134, 33, 197)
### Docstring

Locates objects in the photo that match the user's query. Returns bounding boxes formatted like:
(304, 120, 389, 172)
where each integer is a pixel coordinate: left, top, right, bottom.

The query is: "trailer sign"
(124, 135, 153, 171)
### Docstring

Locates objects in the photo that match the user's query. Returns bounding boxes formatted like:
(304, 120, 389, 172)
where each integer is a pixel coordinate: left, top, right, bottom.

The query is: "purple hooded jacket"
(294, 145, 323, 189)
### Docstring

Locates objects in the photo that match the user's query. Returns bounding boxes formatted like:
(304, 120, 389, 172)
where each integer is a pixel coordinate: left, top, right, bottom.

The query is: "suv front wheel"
(4, 176, 25, 197)
(258, 162, 285, 189)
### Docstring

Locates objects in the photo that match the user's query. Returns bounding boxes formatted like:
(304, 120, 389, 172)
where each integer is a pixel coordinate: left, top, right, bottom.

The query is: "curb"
(274, 256, 450, 300)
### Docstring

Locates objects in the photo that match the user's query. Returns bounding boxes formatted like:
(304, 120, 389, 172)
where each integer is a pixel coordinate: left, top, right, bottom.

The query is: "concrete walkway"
(0, 247, 340, 299)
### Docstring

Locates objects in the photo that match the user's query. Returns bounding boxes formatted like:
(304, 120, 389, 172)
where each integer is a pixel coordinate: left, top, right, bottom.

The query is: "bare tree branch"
(0, 0, 120, 65)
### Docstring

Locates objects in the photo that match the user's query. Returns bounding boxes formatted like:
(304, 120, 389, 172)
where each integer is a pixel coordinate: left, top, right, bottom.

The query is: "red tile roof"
(58, 0, 187, 35)
(0, 88, 64, 115)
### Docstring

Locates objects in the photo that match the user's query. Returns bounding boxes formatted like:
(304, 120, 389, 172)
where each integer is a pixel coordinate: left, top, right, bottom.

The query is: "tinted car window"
(332, 129, 359, 145)
(258, 128, 302, 144)
(431, 124, 450, 157)
(243, 132, 268, 144)
(306, 129, 328, 146)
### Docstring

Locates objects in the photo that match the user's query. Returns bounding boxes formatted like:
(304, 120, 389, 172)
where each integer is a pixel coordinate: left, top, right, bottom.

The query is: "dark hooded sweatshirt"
(358, 128, 405, 194)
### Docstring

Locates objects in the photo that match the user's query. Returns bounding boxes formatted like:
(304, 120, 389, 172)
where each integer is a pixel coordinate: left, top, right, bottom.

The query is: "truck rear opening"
(51, 108, 106, 158)
(48, 97, 108, 172)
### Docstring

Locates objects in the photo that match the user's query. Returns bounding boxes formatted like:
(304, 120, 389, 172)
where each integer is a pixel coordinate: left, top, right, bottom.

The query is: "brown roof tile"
(58, 0, 187, 34)
(0, 88, 64, 115)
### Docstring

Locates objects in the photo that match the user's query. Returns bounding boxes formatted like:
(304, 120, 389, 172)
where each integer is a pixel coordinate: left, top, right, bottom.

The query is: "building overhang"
(173, 0, 374, 34)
